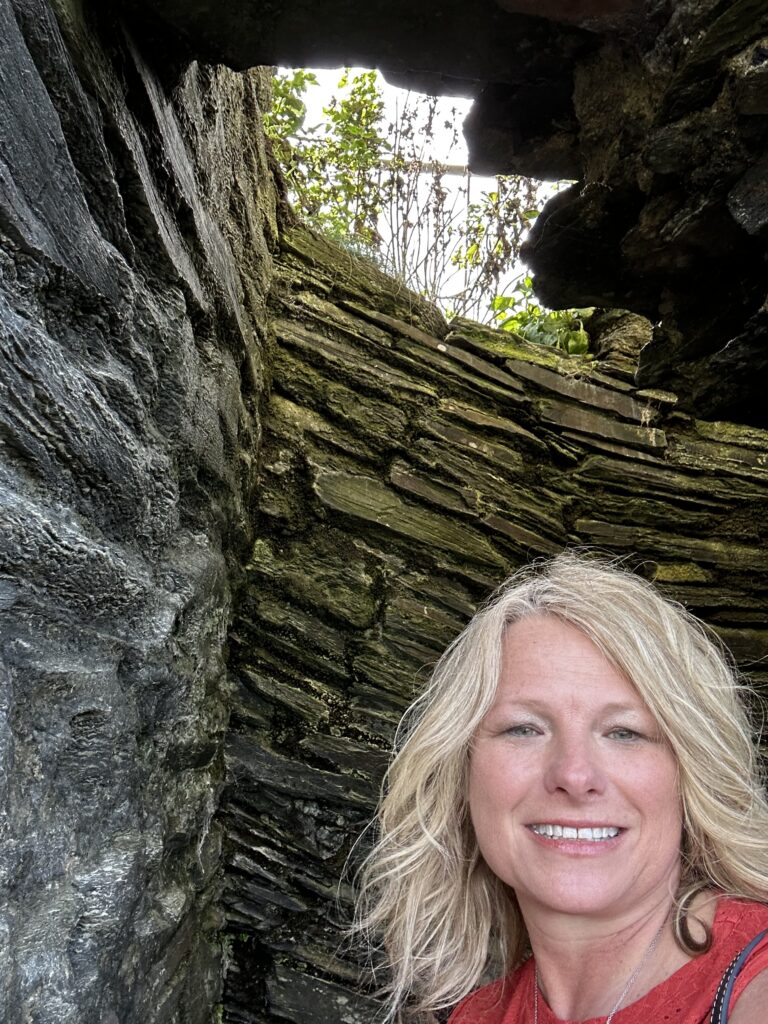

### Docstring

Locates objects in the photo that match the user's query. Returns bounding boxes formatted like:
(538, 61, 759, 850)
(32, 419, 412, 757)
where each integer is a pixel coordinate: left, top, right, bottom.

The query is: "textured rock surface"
(120, 0, 591, 95)
(514, 0, 768, 426)
(0, 1, 276, 1020)
(221, 225, 768, 1024)
(121, 0, 768, 424)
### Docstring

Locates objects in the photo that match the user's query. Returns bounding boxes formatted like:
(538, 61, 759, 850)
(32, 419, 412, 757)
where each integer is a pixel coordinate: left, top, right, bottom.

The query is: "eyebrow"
(491, 698, 649, 717)
(600, 702, 649, 716)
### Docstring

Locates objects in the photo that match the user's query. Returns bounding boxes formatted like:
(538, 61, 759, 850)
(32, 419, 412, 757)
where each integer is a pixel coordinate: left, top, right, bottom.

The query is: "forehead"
(497, 613, 644, 707)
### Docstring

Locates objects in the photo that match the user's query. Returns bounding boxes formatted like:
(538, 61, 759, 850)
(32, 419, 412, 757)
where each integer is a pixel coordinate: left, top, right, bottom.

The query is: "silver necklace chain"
(533, 916, 667, 1024)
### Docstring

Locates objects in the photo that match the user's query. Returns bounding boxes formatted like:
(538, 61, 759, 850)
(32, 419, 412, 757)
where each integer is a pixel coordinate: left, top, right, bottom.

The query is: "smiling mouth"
(528, 824, 621, 841)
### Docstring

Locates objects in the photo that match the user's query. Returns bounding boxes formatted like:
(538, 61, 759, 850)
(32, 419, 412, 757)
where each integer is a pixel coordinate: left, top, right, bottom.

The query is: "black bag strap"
(710, 928, 768, 1023)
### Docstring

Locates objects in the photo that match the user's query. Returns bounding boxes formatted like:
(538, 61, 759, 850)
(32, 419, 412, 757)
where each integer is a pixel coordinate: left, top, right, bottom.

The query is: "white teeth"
(530, 824, 620, 841)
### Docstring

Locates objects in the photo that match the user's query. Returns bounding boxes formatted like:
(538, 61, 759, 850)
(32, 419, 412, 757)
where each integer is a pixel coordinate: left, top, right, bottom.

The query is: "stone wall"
(221, 225, 768, 1024)
(0, 1, 276, 1020)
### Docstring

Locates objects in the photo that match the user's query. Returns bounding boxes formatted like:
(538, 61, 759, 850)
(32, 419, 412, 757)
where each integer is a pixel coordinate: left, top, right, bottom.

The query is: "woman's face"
(468, 613, 683, 925)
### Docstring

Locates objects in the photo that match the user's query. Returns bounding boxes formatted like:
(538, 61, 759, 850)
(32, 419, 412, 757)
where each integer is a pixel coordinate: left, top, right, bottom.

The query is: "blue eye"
(607, 727, 643, 741)
(506, 724, 540, 738)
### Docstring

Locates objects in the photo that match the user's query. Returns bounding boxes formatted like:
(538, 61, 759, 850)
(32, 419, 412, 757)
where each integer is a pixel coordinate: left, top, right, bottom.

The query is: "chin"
(517, 878, 631, 918)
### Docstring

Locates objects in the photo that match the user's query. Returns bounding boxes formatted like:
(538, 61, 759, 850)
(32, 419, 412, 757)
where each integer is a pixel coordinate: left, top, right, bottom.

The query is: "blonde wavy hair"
(353, 552, 768, 1021)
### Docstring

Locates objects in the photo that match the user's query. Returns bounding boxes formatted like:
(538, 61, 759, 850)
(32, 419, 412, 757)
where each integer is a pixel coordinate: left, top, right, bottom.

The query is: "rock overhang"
(119, 0, 768, 424)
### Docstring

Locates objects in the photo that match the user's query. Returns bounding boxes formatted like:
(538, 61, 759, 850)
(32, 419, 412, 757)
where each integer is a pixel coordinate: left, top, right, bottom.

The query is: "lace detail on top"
(448, 898, 768, 1024)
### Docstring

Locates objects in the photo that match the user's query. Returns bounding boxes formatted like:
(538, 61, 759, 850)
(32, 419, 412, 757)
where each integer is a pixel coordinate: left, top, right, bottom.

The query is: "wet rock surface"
(0, 1, 276, 1020)
(4, 3, 768, 1023)
(221, 225, 768, 1023)
(121, 0, 768, 424)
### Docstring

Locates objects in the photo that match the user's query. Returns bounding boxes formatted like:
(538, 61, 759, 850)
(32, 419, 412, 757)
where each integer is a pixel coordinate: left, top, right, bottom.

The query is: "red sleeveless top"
(448, 898, 768, 1024)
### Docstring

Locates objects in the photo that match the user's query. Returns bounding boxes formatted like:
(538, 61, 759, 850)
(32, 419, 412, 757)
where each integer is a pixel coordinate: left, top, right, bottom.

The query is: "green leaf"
(567, 325, 590, 354)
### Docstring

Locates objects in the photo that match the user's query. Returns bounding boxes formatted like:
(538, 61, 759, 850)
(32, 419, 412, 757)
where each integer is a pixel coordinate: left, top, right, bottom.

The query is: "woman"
(355, 553, 768, 1022)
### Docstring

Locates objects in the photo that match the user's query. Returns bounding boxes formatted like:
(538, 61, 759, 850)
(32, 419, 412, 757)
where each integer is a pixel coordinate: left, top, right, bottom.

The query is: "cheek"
(469, 747, 509, 804)
(467, 749, 531, 888)
(467, 752, 499, 832)
(640, 753, 682, 828)
(467, 770, 502, 870)
(467, 746, 528, 828)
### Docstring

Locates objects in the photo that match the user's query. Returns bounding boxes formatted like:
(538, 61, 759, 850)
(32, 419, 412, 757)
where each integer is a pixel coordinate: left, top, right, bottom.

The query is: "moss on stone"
(447, 316, 566, 369)
(694, 419, 768, 450)
(652, 562, 713, 584)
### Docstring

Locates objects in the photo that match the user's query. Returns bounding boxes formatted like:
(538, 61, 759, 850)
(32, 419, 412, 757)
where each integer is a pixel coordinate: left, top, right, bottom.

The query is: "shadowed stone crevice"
(120, 0, 594, 90)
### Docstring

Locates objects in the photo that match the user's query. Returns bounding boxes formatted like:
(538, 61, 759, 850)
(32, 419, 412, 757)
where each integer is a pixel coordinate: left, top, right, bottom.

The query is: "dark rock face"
(121, 0, 768, 424)
(0, 1, 276, 1020)
(496, 0, 643, 25)
(221, 225, 768, 1024)
(515, 1, 768, 425)
(4, 3, 768, 1024)
(120, 0, 591, 95)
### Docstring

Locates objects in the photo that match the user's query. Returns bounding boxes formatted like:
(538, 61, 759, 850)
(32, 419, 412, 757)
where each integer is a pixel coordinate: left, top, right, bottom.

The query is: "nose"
(543, 733, 607, 797)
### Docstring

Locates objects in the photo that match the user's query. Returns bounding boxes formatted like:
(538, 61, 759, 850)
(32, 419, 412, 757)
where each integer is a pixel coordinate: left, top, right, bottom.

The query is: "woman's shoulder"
(445, 899, 768, 1024)
(711, 895, 768, 963)
(713, 895, 768, 938)
(715, 897, 768, 1021)
(447, 960, 532, 1024)
(630, 896, 768, 1024)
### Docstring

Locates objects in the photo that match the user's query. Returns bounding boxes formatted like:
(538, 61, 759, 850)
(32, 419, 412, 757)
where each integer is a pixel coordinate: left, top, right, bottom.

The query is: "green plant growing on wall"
(491, 275, 593, 355)
(265, 68, 591, 353)
(448, 182, 542, 323)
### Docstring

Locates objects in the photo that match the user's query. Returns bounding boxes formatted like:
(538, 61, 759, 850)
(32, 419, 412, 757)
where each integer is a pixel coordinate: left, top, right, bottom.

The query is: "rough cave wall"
(221, 225, 768, 1024)
(0, 1, 276, 1020)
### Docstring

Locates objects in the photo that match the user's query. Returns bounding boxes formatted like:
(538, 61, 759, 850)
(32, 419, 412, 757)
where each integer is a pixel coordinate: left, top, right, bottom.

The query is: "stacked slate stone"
(221, 226, 768, 1024)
